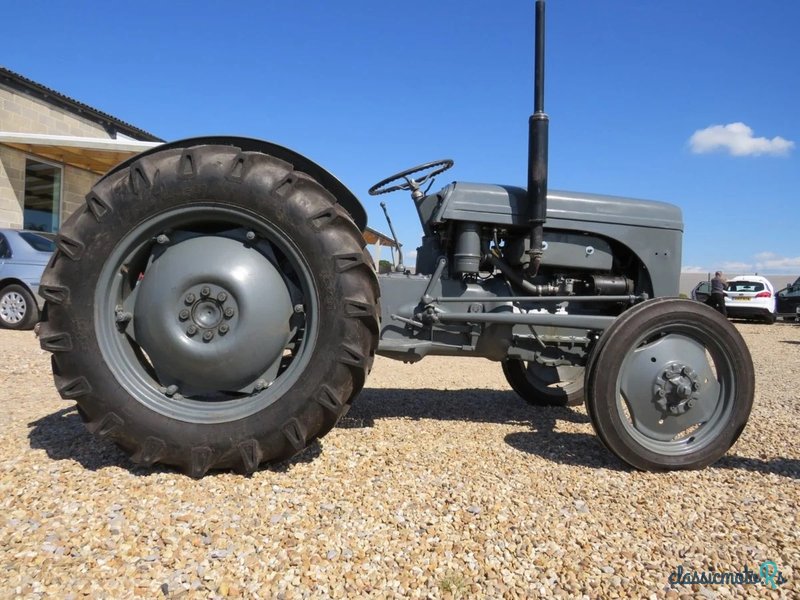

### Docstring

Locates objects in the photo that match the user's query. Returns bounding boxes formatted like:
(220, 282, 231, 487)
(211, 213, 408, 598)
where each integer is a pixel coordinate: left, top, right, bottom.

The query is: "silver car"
(0, 229, 55, 330)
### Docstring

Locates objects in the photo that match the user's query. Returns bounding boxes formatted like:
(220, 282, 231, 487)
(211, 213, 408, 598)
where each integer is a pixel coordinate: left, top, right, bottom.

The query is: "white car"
(724, 275, 776, 324)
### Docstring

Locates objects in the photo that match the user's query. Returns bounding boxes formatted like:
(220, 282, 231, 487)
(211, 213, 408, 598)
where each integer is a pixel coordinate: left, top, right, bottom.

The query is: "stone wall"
(0, 84, 111, 138)
(62, 166, 97, 220)
(0, 145, 24, 228)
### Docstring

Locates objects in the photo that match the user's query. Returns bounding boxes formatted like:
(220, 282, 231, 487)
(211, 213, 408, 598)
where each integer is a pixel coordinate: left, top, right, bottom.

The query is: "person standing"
(708, 271, 727, 316)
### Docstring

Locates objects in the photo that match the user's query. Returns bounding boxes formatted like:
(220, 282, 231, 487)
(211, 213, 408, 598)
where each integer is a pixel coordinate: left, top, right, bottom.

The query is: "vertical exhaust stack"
(527, 0, 549, 275)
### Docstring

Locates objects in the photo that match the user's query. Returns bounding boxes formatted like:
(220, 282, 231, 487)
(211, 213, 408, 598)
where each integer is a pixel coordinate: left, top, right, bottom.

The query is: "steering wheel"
(368, 159, 454, 197)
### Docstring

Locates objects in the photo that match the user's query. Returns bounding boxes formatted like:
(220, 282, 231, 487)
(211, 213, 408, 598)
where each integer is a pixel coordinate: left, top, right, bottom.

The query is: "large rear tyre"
(39, 145, 379, 477)
(585, 298, 754, 471)
(502, 359, 584, 407)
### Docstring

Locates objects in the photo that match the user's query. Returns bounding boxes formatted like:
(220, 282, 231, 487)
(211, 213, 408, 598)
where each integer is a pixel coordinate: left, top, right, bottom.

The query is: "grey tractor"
(38, 1, 753, 477)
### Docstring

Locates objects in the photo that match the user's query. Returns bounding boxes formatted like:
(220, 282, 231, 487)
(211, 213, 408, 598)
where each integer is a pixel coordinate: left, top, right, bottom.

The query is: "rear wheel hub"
(133, 235, 293, 393)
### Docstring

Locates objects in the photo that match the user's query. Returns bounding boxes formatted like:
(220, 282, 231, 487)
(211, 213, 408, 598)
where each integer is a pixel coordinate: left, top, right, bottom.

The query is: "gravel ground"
(1, 322, 798, 599)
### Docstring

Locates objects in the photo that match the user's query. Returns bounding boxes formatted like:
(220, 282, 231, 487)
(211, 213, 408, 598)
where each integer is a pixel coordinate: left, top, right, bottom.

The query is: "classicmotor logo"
(668, 561, 787, 589)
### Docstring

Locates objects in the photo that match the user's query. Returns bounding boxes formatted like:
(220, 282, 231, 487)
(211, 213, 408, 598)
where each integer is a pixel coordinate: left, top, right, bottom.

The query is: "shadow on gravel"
(28, 398, 796, 478)
(342, 388, 590, 427)
(27, 407, 322, 477)
(341, 388, 626, 470)
(780, 340, 800, 345)
(713, 455, 799, 479)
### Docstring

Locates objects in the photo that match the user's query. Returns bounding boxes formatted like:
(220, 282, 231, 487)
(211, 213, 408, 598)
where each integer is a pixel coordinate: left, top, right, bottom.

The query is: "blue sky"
(3, 1, 798, 274)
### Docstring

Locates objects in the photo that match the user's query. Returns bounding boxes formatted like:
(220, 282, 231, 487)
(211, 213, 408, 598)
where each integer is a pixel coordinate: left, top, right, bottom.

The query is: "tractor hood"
(433, 183, 683, 231)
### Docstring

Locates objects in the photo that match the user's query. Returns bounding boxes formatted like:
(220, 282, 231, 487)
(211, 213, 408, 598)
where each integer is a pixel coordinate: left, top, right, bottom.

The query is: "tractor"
(38, 1, 753, 477)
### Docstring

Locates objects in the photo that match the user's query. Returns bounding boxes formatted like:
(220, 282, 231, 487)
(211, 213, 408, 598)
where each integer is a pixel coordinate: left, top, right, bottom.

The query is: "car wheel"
(0, 284, 39, 330)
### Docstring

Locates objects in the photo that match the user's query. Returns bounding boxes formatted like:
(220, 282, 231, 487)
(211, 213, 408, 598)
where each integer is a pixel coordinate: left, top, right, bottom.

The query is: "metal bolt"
(114, 310, 133, 324)
(156, 234, 170, 245)
(294, 304, 304, 314)
(687, 399, 695, 408)
(585, 246, 595, 255)
(185, 293, 196, 304)
(217, 292, 228, 303)
(203, 330, 214, 342)
(254, 379, 267, 391)
(224, 307, 235, 318)
(186, 325, 198, 336)
(164, 384, 178, 397)
(219, 323, 229, 335)
(246, 230, 256, 241)
(201, 286, 211, 297)
(178, 309, 190, 321)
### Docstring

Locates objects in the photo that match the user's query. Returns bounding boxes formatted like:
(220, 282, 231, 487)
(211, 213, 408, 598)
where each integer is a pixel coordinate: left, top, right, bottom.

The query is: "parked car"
(776, 276, 800, 321)
(690, 280, 711, 303)
(0, 229, 55, 330)
(724, 275, 776, 324)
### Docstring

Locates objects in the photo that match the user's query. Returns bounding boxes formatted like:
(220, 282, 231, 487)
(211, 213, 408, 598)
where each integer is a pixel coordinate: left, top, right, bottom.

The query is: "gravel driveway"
(1, 322, 798, 598)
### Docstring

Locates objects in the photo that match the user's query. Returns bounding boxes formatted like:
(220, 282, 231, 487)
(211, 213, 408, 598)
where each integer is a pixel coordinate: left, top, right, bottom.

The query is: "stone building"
(0, 67, 163, 231)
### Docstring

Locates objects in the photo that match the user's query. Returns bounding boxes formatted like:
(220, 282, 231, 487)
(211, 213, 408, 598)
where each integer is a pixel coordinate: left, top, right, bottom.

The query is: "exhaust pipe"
(527, 0, 549, 275)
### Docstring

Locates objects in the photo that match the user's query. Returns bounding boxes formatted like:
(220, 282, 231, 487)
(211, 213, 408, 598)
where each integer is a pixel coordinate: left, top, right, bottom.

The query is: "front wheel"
(585, 298, 754, 471)
(39, 145, 380, 476)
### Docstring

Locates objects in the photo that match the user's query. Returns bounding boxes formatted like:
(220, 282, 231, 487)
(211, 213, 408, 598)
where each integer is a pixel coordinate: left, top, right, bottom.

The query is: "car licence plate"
(733, 296, 750, 301)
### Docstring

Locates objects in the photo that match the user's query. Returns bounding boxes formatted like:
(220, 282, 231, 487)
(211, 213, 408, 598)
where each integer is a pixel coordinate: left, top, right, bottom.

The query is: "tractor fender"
(102, 136, 368, 231)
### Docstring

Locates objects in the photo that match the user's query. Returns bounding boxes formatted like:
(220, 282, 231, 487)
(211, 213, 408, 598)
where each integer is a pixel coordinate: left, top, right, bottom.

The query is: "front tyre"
(39, 145, 379, 477)
(585, 299, 754, 471)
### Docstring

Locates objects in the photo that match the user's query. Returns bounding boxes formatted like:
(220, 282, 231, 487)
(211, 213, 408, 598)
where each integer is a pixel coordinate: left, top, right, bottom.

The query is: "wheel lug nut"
(186, 325, 198, 336)
(178, 309, 190, 321)
(201, 286, 211, 297)
(156, 234, 170, 245)
(163, 384, 178, 397)
(294, 304, 304, 314)
(254, 379, 267, 391)
(217, 292, 228, 303)
(185, 293, 196, 304)
(219, 324, 229, 335)
(246, 230, 256, 241)
(203, 330, 214, 342)
(224, 307, 235, 318)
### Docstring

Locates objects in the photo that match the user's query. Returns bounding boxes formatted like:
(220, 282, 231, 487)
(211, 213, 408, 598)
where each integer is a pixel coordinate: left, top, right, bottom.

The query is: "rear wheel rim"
(94, 205, 319, 424)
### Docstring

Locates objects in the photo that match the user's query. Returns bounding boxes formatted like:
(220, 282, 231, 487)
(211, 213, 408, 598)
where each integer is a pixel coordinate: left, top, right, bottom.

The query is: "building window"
(24, 159, 62, 233)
